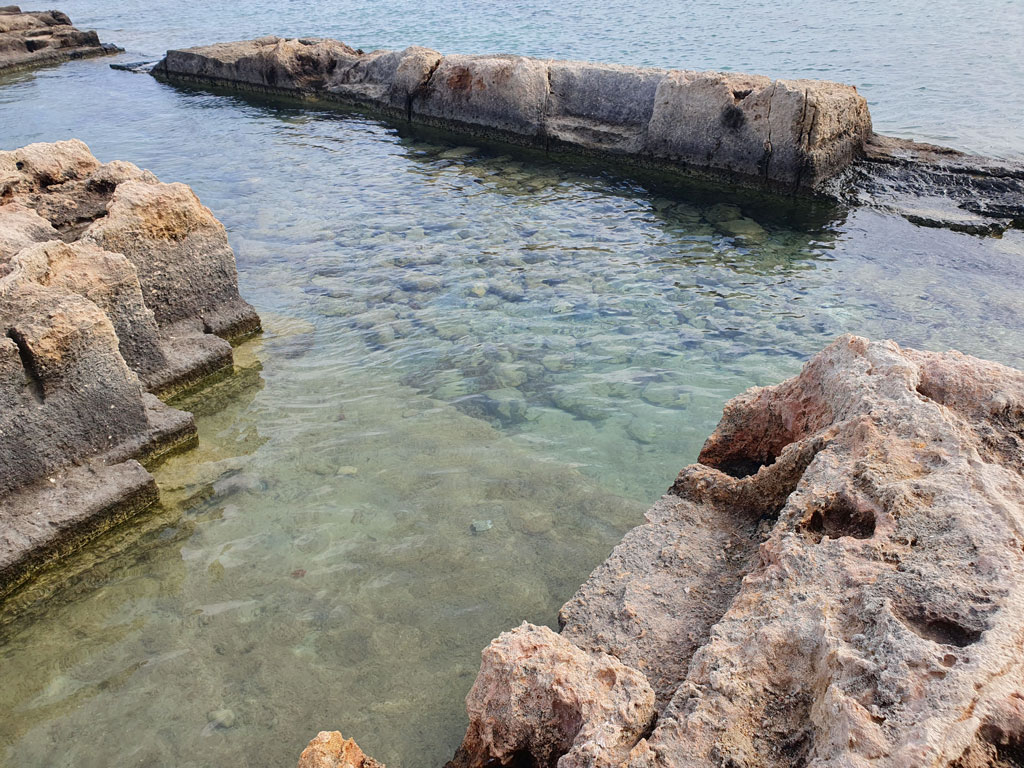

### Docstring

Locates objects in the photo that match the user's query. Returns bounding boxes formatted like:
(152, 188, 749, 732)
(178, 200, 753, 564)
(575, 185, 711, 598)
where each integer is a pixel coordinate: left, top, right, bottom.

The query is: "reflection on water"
(1, 54, 1023, 768)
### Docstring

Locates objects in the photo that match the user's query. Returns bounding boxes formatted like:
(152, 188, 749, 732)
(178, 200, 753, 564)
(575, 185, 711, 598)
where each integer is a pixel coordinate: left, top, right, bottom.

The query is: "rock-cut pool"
(1, 2, 1023, 766)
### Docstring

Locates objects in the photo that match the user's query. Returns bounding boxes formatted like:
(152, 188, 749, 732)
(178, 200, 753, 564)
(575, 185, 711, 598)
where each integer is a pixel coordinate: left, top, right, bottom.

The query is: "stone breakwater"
(0, 139, 260, 600)
(0, 6, 120, 73)
(307, 336, 1024, 767)
(149, 37, 1024, 233)
(151, 36, 872, 194)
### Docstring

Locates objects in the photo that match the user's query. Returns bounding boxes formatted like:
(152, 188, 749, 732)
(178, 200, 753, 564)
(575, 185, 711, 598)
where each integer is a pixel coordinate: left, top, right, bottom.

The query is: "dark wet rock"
(431, 336, 1024, 767)
(0, 140, 260, 600)
(109, 59, 157, 73)
(0, 6, 120, 73)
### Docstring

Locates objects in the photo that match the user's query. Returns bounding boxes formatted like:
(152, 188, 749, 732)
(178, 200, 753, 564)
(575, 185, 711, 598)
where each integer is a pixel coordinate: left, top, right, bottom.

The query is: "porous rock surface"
(0, 6, 119, 73)
(152, 38, 1024, 230)
(298, 731, 385, 768)
(437, 336, 1024, 767)
(0, 139, 259, 599)
(152, 37, 872, 194)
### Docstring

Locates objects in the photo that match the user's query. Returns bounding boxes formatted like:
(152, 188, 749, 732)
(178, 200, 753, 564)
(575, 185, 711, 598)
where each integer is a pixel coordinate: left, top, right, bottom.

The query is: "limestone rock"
(413, 54, 550, 137)
(152, 39, 874, 193)
(153, 36, 362, 94)
(0, 6, 119, 73)
(447, 623, 656, 768)
(544, 61, 665, 154)
(0, 202, 58, 263)
(10, 240, 168, 386)
(297, 731, 384, 768)
(0, 139, 260, 394)
(438, 336, 1024, 768)
(82, 178, 260, 340)
(645, 72, 871, 190)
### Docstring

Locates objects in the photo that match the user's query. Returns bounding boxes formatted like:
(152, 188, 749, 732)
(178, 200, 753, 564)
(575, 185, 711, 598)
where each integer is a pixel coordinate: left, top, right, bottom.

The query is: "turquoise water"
(1, 5, 1023, 768)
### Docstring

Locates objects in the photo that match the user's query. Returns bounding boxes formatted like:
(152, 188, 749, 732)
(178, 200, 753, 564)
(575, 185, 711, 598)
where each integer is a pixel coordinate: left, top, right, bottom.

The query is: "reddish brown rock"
(298, 731, 384, 768)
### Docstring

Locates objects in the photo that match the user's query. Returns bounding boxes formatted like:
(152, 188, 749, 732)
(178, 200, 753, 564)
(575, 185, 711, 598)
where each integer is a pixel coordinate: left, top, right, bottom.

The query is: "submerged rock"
(0, 139, 260, 600)
(0, 6, 120, 73)
(432, 336, 1024, 767)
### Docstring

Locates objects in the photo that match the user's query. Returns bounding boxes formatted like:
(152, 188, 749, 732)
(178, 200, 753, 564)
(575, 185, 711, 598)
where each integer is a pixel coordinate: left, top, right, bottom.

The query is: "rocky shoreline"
(0, 6, 120, 73)
(306, 336, 1024, 767)
(0, 139, 260, 600)
(149, 37, 1024, 234)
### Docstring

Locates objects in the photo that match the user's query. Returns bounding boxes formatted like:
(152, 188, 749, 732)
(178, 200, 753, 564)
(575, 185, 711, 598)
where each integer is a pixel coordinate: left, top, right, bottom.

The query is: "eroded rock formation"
(0, 139, 260, 599)
(151, 37, 872, 194)
(0, 6, 119, 73)
(150, 37, 1024, 230)
(312, 336, 1021, 768)
(298, 732, 385, 768)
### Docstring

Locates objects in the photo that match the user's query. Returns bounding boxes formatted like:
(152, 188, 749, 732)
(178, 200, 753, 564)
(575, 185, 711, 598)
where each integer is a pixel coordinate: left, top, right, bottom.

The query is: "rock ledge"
(0, 6, 120, 73)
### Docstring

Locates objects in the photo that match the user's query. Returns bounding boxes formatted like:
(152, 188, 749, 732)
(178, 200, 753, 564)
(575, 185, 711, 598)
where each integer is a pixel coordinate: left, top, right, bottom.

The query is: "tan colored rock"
(0, 7, 118, 74)
(298, 731, 384, 768)
(154, 36, 361, 93)
(441, 336, 1024, 768)
(448, 622, 655, 768)
(0, 202, 57, 263)
(0, 137, 101, 197)
(11, 240, 169, 385)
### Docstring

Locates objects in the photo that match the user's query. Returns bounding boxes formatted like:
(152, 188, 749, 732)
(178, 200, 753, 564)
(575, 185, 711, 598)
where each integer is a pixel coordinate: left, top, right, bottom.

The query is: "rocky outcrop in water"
(151, 37, 872, 194)
(0, 139, 259, 599)
(150, 37, 1024, 229)
(0, 6, 119, 73)
(298, 732, 385, 768)
(305, 336, 1024, 767)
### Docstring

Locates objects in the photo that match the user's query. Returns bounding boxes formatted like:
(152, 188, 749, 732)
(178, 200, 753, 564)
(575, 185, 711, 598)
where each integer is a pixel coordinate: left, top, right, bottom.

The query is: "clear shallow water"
(49, 0, 1024, 160)
(0, 10, 1023, 768)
